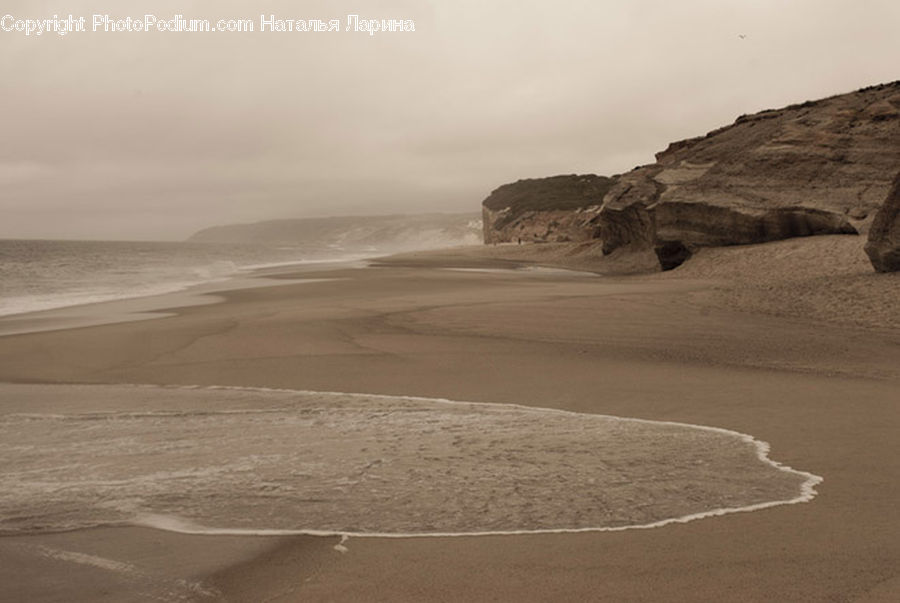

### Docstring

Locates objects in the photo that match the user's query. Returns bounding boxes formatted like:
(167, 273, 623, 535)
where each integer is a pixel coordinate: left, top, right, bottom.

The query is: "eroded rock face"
(655, 203, 858, 246)
(481, 175, 616, 244)
(597, 83, 900, 268)
(483, 82, 900, 271)
(598, 168, 663, 253)
(865, 172, 900, 272)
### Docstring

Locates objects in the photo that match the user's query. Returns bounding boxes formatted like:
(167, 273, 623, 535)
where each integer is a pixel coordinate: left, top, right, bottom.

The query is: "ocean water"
(0, 239, 364, 318)
(0, 384, 820, 537)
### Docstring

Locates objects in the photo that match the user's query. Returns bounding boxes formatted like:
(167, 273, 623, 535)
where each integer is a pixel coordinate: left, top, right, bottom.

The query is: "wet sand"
(0, 238, 898, 601)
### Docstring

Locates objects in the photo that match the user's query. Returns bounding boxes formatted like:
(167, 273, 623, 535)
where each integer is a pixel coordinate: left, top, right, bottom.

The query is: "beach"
(0, 236, 898, 601)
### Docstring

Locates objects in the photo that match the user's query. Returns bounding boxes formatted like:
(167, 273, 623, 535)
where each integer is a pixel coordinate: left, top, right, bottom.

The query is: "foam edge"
(114, 383, 824, 541)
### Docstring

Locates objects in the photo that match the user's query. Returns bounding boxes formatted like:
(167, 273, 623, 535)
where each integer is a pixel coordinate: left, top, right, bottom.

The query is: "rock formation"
(482, 175, 616, 244)
(483, 81, 900, 270)
(865, 171, 900, 272)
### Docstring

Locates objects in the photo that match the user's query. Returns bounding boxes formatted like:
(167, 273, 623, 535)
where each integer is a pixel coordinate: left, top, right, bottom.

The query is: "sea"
(0, 238, 369, 318)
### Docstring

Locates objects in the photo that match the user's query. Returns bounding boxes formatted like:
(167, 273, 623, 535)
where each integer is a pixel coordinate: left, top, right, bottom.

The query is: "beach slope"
(0, 237, 898, 601)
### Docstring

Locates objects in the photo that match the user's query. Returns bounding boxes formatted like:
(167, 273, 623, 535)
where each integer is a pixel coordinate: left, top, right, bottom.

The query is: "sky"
(1, 0, 899, 240)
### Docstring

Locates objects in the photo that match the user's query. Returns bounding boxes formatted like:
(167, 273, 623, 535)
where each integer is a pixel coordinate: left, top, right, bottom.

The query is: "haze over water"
(0, 239, 344, 318)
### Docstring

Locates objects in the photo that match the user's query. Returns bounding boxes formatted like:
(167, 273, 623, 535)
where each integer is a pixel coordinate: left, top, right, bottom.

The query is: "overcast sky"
(2, 0, 898, 240)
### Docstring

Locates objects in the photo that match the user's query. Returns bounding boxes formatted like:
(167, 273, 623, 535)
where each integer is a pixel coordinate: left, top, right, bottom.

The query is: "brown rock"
(482, 82, 900, 271)
(847, 206, 869, 220)
(596, 83, 900, 268)
(865, 171, 900, 272)
(481, 175, 616, 244)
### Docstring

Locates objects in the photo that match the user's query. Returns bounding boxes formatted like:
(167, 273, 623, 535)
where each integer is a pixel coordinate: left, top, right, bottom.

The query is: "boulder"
(865, 171, 900, 272)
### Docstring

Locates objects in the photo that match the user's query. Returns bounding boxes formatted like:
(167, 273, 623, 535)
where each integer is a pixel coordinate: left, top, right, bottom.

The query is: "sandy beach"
(1, 236, 898, 601)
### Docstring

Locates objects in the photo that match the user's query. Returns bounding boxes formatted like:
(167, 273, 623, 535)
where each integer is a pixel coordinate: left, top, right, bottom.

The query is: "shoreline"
(0, 257, 369, 337)
(6, 233, 892, 339)
(0, 382, 822, 541)
(1, 237, 898, 601)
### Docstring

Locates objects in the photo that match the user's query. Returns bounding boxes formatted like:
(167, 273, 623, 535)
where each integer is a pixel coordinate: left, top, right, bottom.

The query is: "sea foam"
(0, 384, 822, 538)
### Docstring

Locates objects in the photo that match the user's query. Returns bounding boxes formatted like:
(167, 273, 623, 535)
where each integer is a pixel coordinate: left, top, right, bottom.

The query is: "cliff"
(483, 81, 900, 270)
(481, 175, 617, 244)
(189, 213, 482, 253)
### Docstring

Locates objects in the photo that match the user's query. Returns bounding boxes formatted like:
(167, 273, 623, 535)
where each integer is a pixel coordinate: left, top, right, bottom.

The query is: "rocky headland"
(482, 81, 900, 271)
(481, 175, 616, 245)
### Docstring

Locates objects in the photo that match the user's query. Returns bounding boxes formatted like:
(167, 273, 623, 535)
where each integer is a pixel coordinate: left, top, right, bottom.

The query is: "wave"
(0, 384, 822, 538)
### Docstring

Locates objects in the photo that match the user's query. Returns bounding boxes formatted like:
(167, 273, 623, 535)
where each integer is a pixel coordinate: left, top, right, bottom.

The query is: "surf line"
(114, 382, 824, 541)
